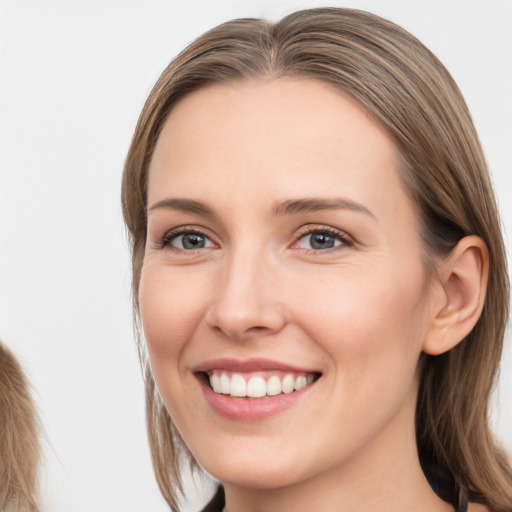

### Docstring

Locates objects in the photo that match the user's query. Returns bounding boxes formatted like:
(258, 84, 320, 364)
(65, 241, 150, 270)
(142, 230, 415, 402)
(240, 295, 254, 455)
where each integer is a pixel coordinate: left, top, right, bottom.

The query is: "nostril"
(205, 299, 288, 339)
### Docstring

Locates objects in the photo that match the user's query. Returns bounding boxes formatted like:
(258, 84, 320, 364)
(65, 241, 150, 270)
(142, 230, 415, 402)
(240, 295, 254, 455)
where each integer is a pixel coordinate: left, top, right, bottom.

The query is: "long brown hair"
(0, 342, 40, 511)
(122, 8, 512, 511)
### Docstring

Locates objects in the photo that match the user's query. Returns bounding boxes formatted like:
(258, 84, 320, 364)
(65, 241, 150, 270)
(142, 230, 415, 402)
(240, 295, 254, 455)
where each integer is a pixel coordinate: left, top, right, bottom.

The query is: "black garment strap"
(457, 485, 469, 512)
(201, 486, 225, 512)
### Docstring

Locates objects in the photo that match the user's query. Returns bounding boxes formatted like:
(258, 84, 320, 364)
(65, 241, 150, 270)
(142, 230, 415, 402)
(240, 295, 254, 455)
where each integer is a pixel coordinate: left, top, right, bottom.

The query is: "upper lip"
(193, 358, 320, 374)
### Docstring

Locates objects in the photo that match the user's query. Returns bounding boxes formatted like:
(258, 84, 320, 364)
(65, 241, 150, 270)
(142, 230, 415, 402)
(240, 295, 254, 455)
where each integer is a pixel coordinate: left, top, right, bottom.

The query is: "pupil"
(183, 234, 205, 249)
(311, 233, 334, 249)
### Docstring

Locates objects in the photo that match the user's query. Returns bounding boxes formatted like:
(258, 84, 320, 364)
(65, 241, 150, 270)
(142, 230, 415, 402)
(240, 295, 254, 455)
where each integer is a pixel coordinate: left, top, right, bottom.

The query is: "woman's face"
(140, 79, 437, 489)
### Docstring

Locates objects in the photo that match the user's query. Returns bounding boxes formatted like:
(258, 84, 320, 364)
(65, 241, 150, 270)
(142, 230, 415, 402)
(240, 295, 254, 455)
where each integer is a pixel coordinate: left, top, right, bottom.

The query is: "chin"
(187, 431, 334, 492)
(203, 457, 305, 490)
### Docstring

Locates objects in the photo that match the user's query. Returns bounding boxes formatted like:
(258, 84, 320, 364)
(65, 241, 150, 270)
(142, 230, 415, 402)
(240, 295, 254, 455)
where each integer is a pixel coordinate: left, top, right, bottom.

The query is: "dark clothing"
(424, 466, 469, 512)
(201, 486, 225, 512)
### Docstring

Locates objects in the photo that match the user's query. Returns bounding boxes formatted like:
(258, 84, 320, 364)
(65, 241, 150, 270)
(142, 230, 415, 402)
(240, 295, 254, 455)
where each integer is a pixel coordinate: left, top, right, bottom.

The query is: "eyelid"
(151, 223, 354, 252)
(291, 225, 354, 250)
(154, 225, 218, 250)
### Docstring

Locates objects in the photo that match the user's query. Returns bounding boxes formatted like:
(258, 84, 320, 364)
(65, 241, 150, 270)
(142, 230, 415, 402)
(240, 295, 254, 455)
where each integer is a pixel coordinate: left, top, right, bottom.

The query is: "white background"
(0, 1, 511, 511)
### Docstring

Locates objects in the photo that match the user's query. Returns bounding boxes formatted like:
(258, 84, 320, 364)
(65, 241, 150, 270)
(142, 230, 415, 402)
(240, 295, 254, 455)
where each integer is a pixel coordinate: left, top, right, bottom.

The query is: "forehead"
(148, 78, 412, 224)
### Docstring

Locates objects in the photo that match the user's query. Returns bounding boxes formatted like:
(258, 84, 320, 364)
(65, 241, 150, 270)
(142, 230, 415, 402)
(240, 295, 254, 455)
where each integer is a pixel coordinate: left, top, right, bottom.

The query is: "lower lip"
(198, 376, 314, 421)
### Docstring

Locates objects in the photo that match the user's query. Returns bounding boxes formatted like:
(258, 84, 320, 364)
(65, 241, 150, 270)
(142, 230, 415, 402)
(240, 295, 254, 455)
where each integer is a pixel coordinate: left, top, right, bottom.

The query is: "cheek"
(296, 266, 428, 386)
(138, 265, 206, 364)
(138, 265, 211, 427)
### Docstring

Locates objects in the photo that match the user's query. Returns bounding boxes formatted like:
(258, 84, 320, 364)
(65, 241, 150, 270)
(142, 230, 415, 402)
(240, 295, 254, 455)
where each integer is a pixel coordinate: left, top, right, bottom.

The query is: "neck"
(224, 453, 452, 512)
(223, 389, 453, 512)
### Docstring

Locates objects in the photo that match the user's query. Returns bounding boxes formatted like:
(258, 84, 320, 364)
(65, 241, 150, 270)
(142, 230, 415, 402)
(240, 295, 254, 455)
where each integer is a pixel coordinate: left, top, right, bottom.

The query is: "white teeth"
(220, 373, 231, 394)
(210, 373, 222, 393)
(208, 371, 317, 398)
(294, 375, 307, 391)
(281, 374, 295, 394)
(247, 376, 266, 398)
(230, 373, 247, 397)
(266, 376, 282, 396)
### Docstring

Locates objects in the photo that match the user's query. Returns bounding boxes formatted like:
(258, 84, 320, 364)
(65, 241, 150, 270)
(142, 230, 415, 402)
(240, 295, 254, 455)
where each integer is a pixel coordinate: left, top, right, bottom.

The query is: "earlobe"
(422, 235, 489, 356)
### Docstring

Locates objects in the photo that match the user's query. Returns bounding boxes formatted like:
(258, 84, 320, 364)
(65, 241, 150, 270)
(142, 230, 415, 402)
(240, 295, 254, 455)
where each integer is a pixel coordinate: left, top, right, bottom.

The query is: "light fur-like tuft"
(0, 342, 40, 511)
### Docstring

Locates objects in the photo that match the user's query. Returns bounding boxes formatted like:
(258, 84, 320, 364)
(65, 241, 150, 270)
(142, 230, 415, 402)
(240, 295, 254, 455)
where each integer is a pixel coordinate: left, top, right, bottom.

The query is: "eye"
(172, 233, 214, 249)
(160, 228, 216, 250)
(294, 227, 352, 251)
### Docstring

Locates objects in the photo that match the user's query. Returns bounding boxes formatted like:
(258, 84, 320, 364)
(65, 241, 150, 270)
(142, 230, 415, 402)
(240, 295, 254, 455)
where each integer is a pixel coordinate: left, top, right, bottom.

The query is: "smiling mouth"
(200, 370, 321, 398)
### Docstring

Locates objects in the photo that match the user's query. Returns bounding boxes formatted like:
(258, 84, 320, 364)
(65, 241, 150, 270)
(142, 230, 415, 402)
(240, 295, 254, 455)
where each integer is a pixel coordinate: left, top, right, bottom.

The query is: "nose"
(204, 248, 287, 341)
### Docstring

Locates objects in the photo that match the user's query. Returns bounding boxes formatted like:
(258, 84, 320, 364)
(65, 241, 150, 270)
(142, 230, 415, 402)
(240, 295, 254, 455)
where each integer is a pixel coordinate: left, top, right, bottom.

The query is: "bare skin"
(469, 504, 490, 512)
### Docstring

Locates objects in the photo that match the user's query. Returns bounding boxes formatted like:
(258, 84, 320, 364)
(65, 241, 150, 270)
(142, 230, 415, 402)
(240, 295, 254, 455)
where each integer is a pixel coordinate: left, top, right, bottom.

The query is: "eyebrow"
(148, 198, 216, 217)
(147, 196, 375, 219)
(272, 197, 375, 218)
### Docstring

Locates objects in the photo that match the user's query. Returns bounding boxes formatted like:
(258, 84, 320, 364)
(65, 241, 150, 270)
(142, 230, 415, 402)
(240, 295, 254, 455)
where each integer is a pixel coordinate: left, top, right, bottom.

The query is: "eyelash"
(293, 226, 354, 252)
(156, 225, 353, 252)
(156, 226, 215, 251)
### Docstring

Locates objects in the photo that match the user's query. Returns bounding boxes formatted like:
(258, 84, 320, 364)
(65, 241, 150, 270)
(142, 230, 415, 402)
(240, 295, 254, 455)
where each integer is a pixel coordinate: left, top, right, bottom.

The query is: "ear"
(423, 235, 489, 356)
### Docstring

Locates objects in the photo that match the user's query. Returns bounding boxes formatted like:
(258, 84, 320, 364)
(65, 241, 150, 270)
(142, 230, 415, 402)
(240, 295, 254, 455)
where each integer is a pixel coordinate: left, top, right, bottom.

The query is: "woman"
(121, 7, 512, 512)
